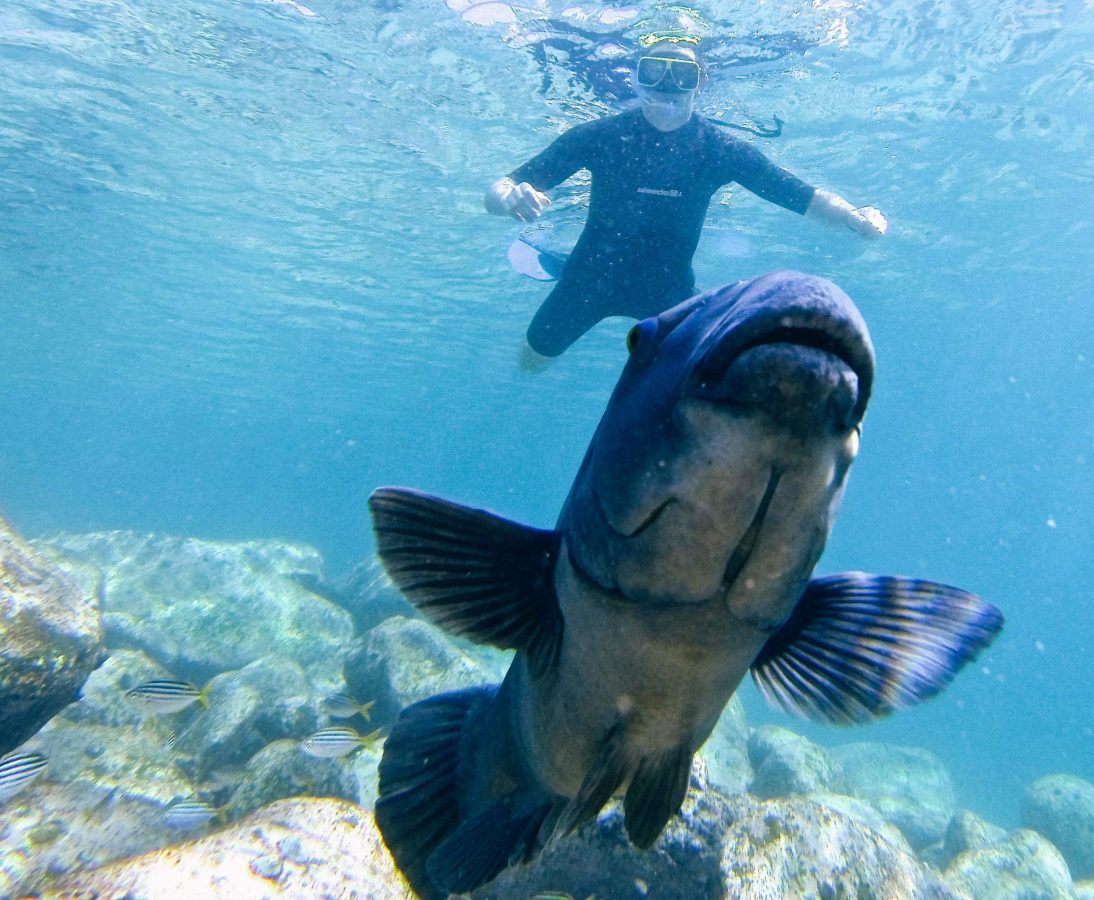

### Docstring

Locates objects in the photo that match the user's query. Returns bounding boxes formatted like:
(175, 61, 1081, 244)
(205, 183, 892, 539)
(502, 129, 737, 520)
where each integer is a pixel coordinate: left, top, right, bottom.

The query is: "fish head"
(561, 270, 874, 624)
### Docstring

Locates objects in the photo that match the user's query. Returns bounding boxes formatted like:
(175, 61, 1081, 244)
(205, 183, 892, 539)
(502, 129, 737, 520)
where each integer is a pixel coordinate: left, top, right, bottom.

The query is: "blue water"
(1, 0, 1091, 833)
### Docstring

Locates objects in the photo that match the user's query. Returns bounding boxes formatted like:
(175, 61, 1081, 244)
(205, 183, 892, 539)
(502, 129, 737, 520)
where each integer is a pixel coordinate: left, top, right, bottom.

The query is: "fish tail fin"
(197, 684, 212, 710)
(750, 572, 1004, 725)
(425, 791, 558, 894)
(376, 689, 486, 896)
(377, 686, 557, 897)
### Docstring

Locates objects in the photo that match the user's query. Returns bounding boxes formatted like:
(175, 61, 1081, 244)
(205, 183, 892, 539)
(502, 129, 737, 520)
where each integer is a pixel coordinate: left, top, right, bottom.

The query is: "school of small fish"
(1, 677, 379, 833)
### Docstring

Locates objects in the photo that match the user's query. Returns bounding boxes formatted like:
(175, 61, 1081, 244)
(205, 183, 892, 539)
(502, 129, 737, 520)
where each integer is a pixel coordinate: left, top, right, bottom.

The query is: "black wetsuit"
(509, 109, 816, 356)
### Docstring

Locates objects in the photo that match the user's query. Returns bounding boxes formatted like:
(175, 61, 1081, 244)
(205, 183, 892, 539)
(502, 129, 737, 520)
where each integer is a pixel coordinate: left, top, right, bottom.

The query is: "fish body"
(162, 797, 221, 829)
(369, 271, 1004, 897)
(321, 693, 375, 721)
(0, 751, 48, 804)
(300, 726, 382, 758)
(125, 678, 209, 714)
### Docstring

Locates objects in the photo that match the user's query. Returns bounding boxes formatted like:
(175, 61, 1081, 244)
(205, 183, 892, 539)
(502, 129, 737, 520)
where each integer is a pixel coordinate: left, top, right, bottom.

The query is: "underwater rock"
(343, 615, 501, 726)
(475, 763, 735, 899)
(1075, 880, 1094, 899)
(55, 647, 169, 729)
(226, 738, 364, 819)
(833, 742, 957, 850)
(698, 694, 752, 796)
(806, 789, 914, 853)
(1023, 773, 1094, 880)
(39, 530, 354, 687)
(936, 808, 1008, 868)
(1, 513, 107, 755)
(302, 555, 415, 633)
(39, 797, 414, 899)
(0, 710, 196, 897)
(943, 828, 1076, 899)
(747, 724, 847, 799)
(718, 794, 957, 898)
(475, 773, 954, 899)
(173, 658, 321, 779)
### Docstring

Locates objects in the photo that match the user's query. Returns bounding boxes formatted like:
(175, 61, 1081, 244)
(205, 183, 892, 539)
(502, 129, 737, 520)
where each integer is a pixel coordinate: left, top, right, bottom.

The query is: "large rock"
(0, 702, 196, 898)
(747, 725, 847, 799)
(1023, 773, 1094, 881)
(718, 794, 956, 898)
(39, 797, 414, 899)
(699, 694, 752, 796)
(344, 615, 504, 726)
(174, 658, 322, 779)
(226, 739, 365, 819)
(921, 807, 1009, 870)
(833, 742, 957, 850)
(39, 530, 354, 686)
(0, 512, 106, 754)
(475, 775, 955, 899)
(944, 828, 1076, 899)
(295, 555, 414, 633)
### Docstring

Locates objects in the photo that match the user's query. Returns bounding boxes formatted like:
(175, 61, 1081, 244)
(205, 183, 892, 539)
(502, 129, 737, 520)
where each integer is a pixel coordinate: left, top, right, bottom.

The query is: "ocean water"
(0, 0, 1090, 843)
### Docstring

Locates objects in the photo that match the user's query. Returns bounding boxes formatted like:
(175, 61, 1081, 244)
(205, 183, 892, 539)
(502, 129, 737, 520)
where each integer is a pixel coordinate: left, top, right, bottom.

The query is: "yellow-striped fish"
(125, 678, 210, 714)
(300, 726, 383, 758)
(0, 751, 48, 803)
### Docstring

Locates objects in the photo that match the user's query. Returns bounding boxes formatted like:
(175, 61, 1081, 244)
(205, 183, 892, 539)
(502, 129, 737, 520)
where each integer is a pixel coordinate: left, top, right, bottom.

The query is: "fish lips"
(688, 302, 874, 432)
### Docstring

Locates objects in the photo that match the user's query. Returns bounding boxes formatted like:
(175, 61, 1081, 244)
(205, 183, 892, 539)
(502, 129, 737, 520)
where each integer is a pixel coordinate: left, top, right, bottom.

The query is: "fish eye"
(626, 318, 658, 354)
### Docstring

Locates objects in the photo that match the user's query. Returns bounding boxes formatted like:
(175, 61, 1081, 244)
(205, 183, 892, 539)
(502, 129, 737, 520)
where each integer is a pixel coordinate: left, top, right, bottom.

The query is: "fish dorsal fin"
(369, 487, 564, 678)
(750, 572, 1005, 725)
(623, 743, 693, 849)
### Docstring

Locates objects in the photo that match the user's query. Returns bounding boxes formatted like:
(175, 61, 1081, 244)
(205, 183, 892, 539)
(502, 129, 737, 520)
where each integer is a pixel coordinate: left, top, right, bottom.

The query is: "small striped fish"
(300, 726, 383, 758)
(320, 693, 375, 721)
(125, 678, 209, 714)
(0, 751, 48, 803)
(162, 798, 221, 829)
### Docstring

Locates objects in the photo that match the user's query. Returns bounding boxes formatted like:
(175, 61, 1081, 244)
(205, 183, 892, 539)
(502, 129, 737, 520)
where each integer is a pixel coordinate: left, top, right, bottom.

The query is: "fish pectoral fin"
(376, 687, 495, 897)
(426, 792, 558, 894)
(623, 743, 693, 849)
(369, 487, 564, 677)
(750, 572, 1005, 725)
(551, 722, 629, 841)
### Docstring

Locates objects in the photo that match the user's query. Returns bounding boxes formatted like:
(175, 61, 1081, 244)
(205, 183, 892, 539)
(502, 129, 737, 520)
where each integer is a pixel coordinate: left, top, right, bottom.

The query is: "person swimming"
(485, 39, 888, 369)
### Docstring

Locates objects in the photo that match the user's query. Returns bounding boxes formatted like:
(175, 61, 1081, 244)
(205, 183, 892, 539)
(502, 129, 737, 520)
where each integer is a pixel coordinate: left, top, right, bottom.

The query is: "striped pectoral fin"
(368, 487, 564, 677)
(623, 743, 694, 849)
(750, 572, 1005, 725)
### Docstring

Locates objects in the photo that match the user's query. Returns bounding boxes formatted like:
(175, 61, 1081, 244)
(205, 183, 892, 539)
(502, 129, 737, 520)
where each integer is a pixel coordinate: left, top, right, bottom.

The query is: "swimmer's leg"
(523, 283, 605, 367)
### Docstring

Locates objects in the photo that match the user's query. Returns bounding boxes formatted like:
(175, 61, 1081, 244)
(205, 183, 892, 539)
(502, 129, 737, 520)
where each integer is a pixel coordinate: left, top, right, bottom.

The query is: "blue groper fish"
(369, 271, 1003, 897)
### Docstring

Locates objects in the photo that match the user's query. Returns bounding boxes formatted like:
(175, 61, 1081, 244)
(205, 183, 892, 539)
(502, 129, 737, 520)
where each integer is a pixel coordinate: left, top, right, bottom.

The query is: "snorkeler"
(485, 40, 889, 368)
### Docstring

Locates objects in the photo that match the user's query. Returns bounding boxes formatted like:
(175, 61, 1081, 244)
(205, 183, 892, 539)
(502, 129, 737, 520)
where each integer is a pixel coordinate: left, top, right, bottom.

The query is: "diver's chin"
(639, 93, 694, 132)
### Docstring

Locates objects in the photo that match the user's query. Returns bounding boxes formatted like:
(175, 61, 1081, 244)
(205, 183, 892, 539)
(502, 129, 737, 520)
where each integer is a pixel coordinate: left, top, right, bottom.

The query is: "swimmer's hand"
(848, 206, 888, 239)
(485, 178, 551, 222)
(806, 189, 888, 239)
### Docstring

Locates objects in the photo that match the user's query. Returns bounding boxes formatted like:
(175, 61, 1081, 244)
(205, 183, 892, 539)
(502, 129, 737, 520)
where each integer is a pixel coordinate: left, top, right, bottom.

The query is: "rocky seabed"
(2, 526, 1091, 899)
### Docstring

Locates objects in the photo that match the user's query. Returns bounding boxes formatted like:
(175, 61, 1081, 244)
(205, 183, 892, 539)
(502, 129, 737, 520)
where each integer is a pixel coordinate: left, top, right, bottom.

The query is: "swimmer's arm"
(805, 188, 888, 238)
(484, 177, 552, 222)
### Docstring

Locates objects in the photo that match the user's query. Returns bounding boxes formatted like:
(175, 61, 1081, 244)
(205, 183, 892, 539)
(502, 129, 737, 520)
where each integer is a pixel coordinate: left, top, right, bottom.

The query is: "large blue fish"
(369, 271, 1003, 897)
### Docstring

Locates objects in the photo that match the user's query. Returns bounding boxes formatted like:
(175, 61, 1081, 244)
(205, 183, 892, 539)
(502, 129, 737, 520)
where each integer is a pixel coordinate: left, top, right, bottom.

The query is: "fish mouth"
(690, 309, 874, 431)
